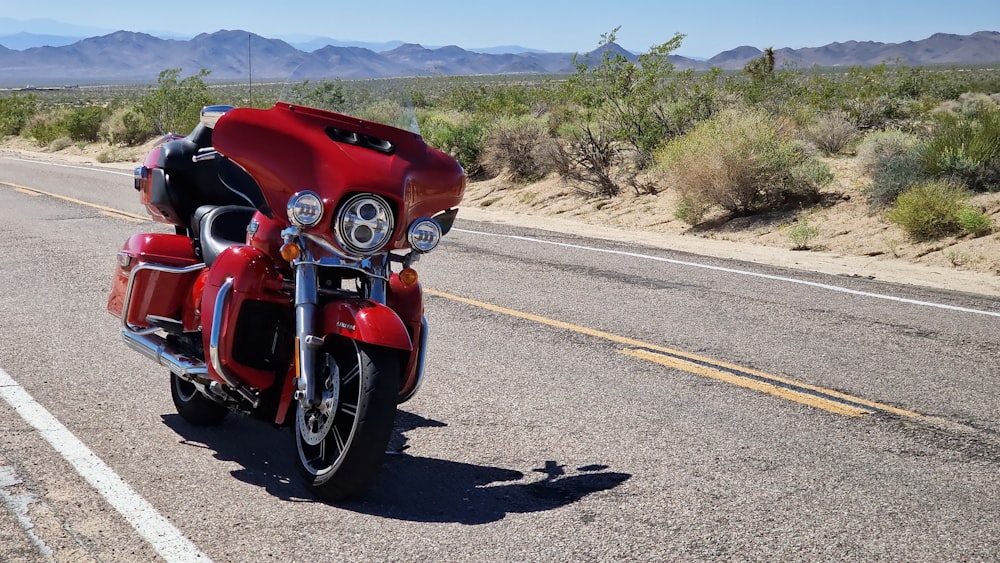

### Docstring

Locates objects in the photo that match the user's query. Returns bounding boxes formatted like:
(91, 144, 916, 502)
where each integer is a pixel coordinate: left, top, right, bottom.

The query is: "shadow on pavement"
(162, 410, 631, 523)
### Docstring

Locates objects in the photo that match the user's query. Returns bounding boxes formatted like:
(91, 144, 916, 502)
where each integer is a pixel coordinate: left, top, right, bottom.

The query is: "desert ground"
(4, 137, 1000, 297)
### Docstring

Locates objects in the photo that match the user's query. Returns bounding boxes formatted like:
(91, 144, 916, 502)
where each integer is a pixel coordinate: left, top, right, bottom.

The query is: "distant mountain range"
(0, 28, 998, 86)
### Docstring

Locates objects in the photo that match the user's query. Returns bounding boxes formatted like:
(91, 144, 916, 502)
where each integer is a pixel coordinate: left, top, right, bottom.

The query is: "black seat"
(192, 205, 256, 266)
(157, 124, 255, 231)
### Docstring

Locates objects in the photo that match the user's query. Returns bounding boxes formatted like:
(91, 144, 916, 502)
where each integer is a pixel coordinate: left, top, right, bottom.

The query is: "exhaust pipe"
(122, 329, 209, 378)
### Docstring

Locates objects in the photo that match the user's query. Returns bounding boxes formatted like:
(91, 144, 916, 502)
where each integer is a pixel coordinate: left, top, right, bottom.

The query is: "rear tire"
(294, 338, 399, 502)
(170, 374, 228, 426)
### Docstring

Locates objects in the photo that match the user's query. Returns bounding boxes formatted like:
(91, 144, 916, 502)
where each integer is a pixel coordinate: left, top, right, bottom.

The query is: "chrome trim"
(121, 262, 207, 337)
(397, 316, 429, 404)
(209, 278, 260, 407)
(294, 251, 321, 408)
(334, 193, 394, 257)
(121, 330, 208, 378)
(407, 218, 442, 253)
(287, 191, 324, 228)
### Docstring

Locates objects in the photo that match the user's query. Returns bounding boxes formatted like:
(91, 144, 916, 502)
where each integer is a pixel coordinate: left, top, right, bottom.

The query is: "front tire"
(294, 338, 400, 502)
(170, 373, 228, 426)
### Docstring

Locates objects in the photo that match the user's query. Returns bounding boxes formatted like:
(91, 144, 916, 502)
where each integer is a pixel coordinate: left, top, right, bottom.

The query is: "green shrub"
(656, 107, 832, 221)
(920, 105, 1000, 192)
(842, 95, 906, 130)
(137, 68, 214, 137)
(25, 110, 69, 147)
(887, 181, 969, 240)
(788, 220, 821, 250)
(100, 106, 153, 146)
(957, 207, 993, 237)
(0, 94, 38, 136)
(418, 110, 485, 177)
(482, 116, 551, 182)
(856, 130, 927, 206)
(64, 106, 109, 142)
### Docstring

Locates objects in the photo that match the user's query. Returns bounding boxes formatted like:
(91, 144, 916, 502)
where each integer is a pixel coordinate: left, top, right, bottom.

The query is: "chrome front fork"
(286, 230, 391, 410)
(294, 259, 323, 408)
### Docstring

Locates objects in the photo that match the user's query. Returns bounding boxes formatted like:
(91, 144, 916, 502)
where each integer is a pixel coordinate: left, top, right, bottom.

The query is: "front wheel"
(294, 338, 400, 502)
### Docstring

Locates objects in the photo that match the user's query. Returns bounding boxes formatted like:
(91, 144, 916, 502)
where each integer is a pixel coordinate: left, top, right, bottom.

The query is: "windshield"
(276, 67, 419, 134)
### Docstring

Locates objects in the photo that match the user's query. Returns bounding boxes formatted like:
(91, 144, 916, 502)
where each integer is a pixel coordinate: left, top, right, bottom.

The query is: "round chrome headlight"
(287, 191, 324, 228)
(335, 194, 394, 256)
(407, 218, 442, 253)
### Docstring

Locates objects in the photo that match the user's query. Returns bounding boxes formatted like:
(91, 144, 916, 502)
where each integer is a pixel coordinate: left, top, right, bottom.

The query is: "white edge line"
(1, 156, 133, 177)
(0, 368, 212, 562)
(453, 228, 1000, 319)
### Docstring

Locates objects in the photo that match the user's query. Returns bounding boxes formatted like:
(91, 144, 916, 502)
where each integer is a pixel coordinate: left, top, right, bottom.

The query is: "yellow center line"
(1, 180, 150, 222)
(426, 288, 922, 419)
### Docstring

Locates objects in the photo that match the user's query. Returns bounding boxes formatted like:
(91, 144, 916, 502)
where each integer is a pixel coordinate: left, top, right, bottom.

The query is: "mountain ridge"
(0, 29, 998, 85)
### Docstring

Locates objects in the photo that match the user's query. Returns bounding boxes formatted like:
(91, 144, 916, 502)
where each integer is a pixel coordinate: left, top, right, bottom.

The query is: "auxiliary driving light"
(407, 218, 442, 253)
(287, 191, 324, 228)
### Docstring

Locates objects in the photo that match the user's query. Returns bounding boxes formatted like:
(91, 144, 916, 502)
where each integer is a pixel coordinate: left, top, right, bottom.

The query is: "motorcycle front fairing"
(211, 103, 466, 249)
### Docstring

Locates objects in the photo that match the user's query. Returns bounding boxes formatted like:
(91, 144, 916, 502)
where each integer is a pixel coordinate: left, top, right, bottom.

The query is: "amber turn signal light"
(279, 242, 301, 262)
(399, 268, 419, 287)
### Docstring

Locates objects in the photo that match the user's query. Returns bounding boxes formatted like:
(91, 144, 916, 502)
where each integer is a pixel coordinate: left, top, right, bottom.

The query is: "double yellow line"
(426, 289, 922, 419)
(1, 180, 148, 223)
(3, 179, 923, 420)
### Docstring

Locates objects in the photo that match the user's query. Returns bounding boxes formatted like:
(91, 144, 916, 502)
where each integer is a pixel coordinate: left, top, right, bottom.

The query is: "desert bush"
(46, 136, 72, 152)
(887, 181, 969, 240)
(482, 116, 551, 182)
(96, 147, 135, 163)
(788, 220, 821, 250)
(803, 111, 857, 154)
(0, 93, 38, 136)
(548, 123, 624, 197)
(957, 207, 993, 237)
(856, 130, 927, 206)
(935, 92, 999, 117)
(138, 68, 214, 137)
(63, 105, 109, 142)
(842, 95, 906, 130)
(566, 28, 688, 163)
(656, 107, 832, 222)
(419, 110, 485, 177)
(919, 105, 1000, 192)
(100, 106, 153, 146)
(25, 110, 69, 147)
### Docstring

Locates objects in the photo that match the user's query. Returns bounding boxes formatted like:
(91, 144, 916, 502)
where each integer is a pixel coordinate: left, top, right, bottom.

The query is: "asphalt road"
(1, 154, 999, 562)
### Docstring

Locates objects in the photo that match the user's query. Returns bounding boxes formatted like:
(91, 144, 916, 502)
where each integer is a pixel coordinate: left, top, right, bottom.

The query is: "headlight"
(335, 194, 394, 255)
(407, 218, 442, 253)
(287, 191, 324, 228)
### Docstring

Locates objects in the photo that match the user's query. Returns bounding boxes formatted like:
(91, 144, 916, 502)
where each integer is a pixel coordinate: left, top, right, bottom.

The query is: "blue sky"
(3, 0, 998, 57)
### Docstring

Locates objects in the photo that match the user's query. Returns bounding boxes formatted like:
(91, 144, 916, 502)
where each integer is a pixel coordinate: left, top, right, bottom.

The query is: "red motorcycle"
(107, 88, 465, 501)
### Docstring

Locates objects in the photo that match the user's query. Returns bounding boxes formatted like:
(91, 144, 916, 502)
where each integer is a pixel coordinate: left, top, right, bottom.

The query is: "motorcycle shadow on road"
(161, 410, 631, 523)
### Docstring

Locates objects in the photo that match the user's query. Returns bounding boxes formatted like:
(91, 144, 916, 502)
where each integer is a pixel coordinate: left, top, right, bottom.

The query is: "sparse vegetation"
(788, 220, 821, 250)
(857, 130, 927, 206)
(655, 107, 832, 221)
(1, 29, 999, 274)
(887, 181, 970, 241)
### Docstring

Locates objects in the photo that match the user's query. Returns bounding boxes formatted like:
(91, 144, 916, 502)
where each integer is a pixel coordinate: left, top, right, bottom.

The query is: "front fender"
(321, 299, 412, 351)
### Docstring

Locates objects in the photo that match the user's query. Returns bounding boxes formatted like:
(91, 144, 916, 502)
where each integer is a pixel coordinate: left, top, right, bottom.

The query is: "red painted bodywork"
(110, 103, 465, 423)
(321, 300, 412, 351)
(200, 245, 287, 390)
(387, 274, 424, 397)
(107, 233, 200, 329)
(212, 104, 466, 253)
